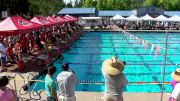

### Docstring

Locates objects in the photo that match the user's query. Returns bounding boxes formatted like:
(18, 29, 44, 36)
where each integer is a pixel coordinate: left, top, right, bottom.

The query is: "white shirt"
(0, 43, 6, 57)
(56, 71, 79, 97)
(171, 83, 180, 100)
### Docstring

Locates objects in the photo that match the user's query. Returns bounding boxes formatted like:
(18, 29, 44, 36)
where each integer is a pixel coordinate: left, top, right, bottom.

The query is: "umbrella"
(111, 14, 125, 20)
(140, 14, 154, 21)
(155, 15, 167, 21)
(126, 15, 140, 21)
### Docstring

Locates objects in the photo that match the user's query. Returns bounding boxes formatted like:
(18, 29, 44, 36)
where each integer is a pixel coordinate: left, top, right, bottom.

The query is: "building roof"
(98, 10, 133, 17)
(58, 8, 96, 15)
(164, 11, 180, 16)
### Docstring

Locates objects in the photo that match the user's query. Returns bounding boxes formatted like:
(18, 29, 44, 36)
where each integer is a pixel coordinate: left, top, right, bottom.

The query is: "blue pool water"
(30, 31, 180, 92)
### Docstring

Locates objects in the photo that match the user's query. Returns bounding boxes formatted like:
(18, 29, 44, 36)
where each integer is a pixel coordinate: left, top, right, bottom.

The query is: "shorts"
(0, 56, 6, 65)
(47, 97, 55, 101)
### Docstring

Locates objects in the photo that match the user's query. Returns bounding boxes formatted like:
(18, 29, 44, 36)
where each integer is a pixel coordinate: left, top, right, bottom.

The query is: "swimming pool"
(30, 31, 180, 92)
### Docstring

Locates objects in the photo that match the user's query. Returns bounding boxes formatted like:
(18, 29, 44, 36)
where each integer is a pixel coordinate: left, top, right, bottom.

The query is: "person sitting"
(56, 63, 79, 101)
(102, 57, 128, 101)
(6, 44, 14, 61)
(35, 33, 44, 50)
(0, 76, 17, 101)
(45, 66, 58, 101)
(170, 68, 180, 101)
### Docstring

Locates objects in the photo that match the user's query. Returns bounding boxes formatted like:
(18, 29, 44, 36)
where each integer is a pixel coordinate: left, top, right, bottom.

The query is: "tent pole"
(160, 30, 168, 101)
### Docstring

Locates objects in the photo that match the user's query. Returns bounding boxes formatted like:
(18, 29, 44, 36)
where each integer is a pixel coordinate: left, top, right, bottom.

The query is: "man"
(171, 68, 180, 101)
(102, 57, 128, 101)
(0, 41, 6, 69)
(56, 63, 79, 101)
(45, 66, 58, 101)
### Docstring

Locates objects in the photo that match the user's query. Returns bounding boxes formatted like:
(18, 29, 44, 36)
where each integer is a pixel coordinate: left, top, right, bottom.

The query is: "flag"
(154, 46, 160, 59)
(138, 38, 141, 44)
(150, 44, 155, 54)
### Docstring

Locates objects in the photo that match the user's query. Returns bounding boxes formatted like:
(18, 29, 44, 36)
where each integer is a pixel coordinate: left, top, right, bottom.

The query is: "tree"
(84, 0, 93, 7)
(106, 0, 114, 10)
(96, 0, 104, 10)
(158, 0, 172, 10)
(28, 0, 65, 16)
(170, 0, 180, 10)
(74, 0, 84, 7)
(143, 0, 158, 7)
(66, 0, 73, 7)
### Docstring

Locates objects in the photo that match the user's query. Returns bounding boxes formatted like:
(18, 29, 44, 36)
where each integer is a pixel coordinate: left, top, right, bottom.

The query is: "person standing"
(56, 63, 79, 101)
(170, 68, 180, 101)
(102, 57, 128, 101)
(0, 76, 17, 101)
(0, 41, 6, 69)
(45, 66, 58, 101)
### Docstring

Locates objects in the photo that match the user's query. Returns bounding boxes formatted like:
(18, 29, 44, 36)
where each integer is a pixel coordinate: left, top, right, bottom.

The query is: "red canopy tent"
(47, 16, 66, 25)
(66, 15, 78, 21)
(0, 16, 42, 35)
(63, 15, 78, 22)
(46, 16, 59, 24)
(31, 16, 55, 27)
(56, 16, 68, 24)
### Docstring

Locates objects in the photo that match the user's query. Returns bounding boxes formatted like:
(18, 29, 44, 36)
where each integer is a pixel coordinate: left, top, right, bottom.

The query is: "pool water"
(30, 31, 180, 92)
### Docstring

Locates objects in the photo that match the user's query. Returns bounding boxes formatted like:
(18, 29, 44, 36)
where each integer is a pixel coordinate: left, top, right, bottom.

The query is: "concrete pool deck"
(0, 71, 170, 101)
(18, 91, 170, 101)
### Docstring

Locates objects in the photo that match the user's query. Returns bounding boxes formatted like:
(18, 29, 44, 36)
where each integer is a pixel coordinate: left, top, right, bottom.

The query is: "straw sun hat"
(102, 57, 125, 75)
(171, 68, 180, 82)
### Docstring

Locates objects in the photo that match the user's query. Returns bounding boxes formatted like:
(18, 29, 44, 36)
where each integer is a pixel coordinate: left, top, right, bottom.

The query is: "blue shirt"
(45, 74, 55, 97)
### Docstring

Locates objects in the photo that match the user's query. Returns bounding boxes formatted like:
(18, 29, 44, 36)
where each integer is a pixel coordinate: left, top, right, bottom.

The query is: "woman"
(170, 68, 180, 101)
(0, 76, 17, 101)
(45, 66, 58, 101)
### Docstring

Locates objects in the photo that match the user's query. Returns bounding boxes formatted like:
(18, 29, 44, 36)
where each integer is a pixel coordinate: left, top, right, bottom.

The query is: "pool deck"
(19, 91, 170, 101)
(0, 70, 170, 101)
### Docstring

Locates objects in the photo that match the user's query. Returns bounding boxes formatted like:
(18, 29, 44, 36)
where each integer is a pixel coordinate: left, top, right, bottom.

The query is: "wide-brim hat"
(102, 57, 125, 75)
(171, 68, 180, 82)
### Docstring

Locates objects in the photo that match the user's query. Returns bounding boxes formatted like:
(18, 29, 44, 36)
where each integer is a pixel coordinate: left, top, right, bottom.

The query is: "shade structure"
(140, 14, 154, 21)
(47, 16, 58, 24)
(126, 15, 140, 21)
(0, 16, 42, 35)
(155, 15, 167, 21)
(80, 17, 102, 20)
(31, 16, 55, 27)
(65, 15, 78, 21)
(63, 15, 78, 22)
(167, 15, 180, 22)
(56, 16, 68, 24)
(111, 14, 125, 20)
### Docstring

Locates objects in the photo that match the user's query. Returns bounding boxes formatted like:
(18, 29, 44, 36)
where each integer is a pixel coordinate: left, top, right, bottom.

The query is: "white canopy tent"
(111, 14, 125, 20)
(167, 15, 180, 22)
(126, 15, 140, 21)
(140, 14, 154, 21)
(80, 17, 102, 20)
(155, 15, 167, 21)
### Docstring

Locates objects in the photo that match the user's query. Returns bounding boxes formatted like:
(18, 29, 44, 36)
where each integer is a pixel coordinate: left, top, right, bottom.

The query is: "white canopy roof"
(155, 15, 167, 21)
(80, 17, 102, 20)
(126, 15, 140, 21)
(111, 14, 125, 20)
(140, 14, 154, 21)
(167, 15, 180, 22)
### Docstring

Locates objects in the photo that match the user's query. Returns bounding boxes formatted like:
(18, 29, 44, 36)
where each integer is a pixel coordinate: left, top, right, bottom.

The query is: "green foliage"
(28, 0, 65, 16)
(1, 0, 180, 17)
(84, 0, 94, 7)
